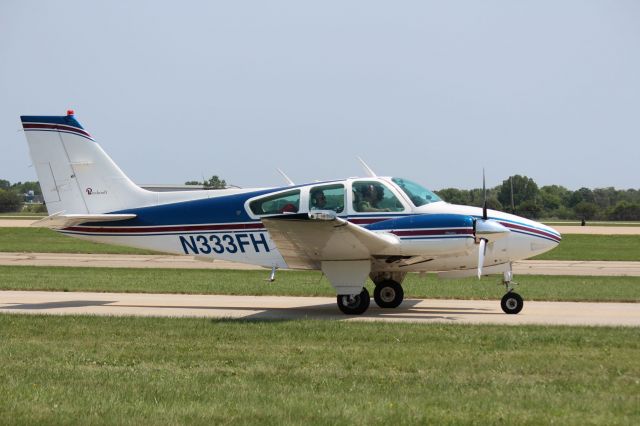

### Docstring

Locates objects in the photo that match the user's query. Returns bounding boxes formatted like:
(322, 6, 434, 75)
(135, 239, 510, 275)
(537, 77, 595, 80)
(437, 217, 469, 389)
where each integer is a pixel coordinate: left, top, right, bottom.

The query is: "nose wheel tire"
(501, 292, 523, 314)
(373, 280, 404, 308)
(337, 288, 370, 315)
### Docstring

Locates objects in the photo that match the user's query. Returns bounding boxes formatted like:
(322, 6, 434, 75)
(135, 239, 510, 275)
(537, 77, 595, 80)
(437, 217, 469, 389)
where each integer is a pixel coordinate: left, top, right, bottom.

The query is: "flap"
(261, 212, 400, 269)
(31, 211, 137, 229)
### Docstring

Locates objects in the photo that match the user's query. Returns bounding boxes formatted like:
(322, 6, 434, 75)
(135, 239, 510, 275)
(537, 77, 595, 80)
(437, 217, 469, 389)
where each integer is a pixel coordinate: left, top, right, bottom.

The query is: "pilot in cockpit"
(356, 184, 390, 212)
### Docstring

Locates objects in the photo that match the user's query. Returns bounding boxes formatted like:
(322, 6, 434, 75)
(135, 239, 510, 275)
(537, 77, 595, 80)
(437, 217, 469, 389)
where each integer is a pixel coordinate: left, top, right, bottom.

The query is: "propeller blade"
(482, 168, 488, 220)
(477, 238, 486, 279)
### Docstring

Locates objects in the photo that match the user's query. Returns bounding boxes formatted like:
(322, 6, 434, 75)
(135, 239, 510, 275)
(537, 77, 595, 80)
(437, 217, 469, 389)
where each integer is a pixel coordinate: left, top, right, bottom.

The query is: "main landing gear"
(337, 288, 370, 315)
(337, 273, 407, 315)
(373, 280, 404, 309)
(500, 267, 523, 314)
(324, 262, 408, 315)
(371, 272, 406, 310)
(336, 280, 406, 315)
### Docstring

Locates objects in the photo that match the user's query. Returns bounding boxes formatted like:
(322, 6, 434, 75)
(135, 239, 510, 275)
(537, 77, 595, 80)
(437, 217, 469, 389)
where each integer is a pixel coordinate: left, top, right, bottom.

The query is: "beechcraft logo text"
(86, 188, 107, 195)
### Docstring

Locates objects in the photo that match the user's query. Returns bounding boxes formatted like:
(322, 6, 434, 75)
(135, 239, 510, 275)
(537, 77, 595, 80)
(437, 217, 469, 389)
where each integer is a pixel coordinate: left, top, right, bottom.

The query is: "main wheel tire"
(501, 292, 524, 314)
(337, 288, 370, 315)
(373, 280, 404, 308)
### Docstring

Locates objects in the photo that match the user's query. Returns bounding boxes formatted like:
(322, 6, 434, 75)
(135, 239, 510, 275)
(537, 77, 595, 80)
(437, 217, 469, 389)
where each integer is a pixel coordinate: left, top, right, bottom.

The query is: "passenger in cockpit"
(310, 189, 327, 210)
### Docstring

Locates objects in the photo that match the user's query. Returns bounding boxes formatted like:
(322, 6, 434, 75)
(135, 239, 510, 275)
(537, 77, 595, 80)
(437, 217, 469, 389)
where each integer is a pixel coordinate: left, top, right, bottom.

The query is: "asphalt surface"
(1, 252, 639, 276)
(0, 220, 40, 227)
(1, 290, 638, 327)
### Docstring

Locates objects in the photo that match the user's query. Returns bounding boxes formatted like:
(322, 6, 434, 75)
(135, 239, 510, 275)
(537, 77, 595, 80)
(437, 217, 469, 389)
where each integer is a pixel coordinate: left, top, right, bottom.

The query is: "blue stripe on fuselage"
(363, 214, 474, 231)
(93, 180, 341, 227)
(102, 190, 272, 226)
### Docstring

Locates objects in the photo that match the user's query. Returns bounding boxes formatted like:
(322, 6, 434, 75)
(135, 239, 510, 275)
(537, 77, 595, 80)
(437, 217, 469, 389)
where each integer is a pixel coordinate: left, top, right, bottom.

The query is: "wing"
(261, 212, 400, 269)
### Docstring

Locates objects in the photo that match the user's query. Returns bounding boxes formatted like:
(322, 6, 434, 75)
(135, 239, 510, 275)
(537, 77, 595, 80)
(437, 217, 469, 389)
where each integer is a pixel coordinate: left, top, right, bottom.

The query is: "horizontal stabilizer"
(31, 211, 136, 229)
(261, 212, 399, 269)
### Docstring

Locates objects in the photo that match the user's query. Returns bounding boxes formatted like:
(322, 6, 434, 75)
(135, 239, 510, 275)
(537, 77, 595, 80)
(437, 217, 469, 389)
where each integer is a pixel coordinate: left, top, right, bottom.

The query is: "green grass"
(533, 234, 640, 261)
(1, 315, 638, 425)
(2, 228, 640, 261)
(1, 265, 639, 302)
(0, 228, 158, 255)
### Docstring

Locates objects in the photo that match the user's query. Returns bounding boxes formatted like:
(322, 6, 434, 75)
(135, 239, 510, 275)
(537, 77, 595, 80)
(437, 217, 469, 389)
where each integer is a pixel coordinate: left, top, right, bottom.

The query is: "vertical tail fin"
(21, 111, 151, 214)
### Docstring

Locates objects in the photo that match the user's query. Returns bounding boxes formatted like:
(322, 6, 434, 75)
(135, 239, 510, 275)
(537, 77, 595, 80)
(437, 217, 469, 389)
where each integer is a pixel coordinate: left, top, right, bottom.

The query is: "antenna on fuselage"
(357, 157, 377, 177)
(482, 168, 487, 220)
(276, 168, 295, 186)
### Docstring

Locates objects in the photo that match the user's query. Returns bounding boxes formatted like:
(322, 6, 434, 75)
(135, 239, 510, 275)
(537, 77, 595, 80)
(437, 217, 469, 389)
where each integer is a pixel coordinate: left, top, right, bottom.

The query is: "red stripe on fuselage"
(66, 218, 397, 234)
(23, 123, 92, 138)
(65, 222, 265, 233)
(500, 221, 561, 242)
(349, 218, 391, 224)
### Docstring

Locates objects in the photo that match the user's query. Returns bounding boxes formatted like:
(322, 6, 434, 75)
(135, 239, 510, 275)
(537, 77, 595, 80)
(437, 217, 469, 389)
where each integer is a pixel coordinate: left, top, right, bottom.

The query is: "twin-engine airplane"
(21, 111, 561, 315)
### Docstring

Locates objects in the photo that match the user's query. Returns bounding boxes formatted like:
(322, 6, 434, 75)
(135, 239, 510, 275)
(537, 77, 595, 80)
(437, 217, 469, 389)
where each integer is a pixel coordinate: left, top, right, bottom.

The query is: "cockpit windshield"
(391, 177, 442, 207)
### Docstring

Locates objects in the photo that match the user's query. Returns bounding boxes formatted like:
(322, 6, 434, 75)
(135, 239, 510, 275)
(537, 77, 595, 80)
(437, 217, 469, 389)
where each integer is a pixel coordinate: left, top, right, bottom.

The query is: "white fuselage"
(60, 177, 561, 274)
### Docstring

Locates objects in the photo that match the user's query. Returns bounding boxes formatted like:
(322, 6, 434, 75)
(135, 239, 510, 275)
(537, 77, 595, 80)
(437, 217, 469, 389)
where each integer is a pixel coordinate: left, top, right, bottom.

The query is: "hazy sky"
(1, 1, 639, 190)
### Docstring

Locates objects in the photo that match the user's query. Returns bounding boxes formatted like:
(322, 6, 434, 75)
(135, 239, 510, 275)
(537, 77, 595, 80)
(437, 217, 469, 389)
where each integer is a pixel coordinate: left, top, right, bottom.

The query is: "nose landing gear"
(500, 266, 523, 314)
(501, 291, 523, 314)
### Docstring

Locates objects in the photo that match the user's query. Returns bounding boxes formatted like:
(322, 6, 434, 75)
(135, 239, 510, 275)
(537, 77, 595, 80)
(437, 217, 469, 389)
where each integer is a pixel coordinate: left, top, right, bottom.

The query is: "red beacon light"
(67, 109, 75, 116)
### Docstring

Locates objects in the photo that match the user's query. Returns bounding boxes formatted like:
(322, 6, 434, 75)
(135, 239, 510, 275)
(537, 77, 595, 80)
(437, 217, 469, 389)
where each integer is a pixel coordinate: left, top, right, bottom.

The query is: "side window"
(249, 190, 300, 215)
(352, 181, 404, 213)
(309, 184, 345, 213)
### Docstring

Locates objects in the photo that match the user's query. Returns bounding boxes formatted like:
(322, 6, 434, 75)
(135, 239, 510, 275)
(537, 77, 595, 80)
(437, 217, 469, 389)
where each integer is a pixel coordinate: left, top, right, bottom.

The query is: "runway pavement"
(512, 260, 640, 276)
(1, 290, 638, 327)
(1, 252, 639, 276)
(0, 252, 263, 270)
(0, 220, 37, 227)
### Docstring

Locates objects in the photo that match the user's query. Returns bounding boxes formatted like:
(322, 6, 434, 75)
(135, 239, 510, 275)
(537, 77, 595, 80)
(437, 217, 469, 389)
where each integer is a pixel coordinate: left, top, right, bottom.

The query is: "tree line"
(435, 175, 640, 221)
(0, 179, 45, 213)
(1, 175, 639, 220)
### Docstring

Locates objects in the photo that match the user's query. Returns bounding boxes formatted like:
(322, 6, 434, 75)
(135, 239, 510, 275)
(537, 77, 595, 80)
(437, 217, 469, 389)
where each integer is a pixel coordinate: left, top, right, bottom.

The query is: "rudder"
(21, 111, 150, 214)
